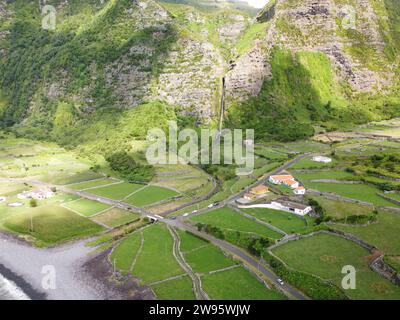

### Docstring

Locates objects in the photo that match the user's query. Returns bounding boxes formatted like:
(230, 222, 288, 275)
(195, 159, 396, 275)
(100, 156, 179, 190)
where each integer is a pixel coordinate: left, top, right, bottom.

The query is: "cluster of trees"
(106, 151, 155, 182)
(308, 197, 378, 225)
(196, 223, 271, 257)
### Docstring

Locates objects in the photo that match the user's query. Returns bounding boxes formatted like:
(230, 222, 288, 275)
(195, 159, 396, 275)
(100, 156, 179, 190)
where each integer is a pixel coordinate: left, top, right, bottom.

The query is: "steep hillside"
(0, 0, 226, 132)
(0, 0, 399, 146)
(226, 0, 400, 140)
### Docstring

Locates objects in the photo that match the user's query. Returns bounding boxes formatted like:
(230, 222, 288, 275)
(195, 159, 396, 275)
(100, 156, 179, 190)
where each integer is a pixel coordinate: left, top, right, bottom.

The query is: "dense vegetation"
(106, 151, 155, 182)
(263, 251, 348, 300)
(196, 222, 273, 257)
(1, 0, 400, 144)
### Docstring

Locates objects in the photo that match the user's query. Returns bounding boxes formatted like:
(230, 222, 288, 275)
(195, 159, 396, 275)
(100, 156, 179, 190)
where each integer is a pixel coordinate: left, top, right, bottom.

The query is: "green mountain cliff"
(0, 0, 399, 147)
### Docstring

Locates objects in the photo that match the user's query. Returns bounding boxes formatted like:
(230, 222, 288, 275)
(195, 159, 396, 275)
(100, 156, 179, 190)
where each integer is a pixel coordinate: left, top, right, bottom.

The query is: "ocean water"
(0, 273, 30, 300)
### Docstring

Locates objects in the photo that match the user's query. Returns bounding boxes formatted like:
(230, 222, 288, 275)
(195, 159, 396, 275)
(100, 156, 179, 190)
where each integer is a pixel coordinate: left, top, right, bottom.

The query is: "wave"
(0, 273, 30, 300)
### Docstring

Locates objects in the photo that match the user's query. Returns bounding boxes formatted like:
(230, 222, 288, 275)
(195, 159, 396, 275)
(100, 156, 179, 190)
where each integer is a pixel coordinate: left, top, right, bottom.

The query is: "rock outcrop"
(226, 0, 398, 103)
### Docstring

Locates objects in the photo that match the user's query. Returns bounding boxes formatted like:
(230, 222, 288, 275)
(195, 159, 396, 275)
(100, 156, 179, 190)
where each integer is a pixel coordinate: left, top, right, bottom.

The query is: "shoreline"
(0, 232, 105, 300)
(0, 263, 47, 300)
(0, 232, 154, 300)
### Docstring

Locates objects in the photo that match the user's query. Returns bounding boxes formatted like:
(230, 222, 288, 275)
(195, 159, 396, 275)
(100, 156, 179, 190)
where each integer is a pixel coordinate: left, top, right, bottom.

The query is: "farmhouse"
(250, 185, 269, 196)
(312, 156, 332, 163)
(269, 175, 299, 189)
(294, 186, 306, 195)
(18, 189, 55, 200)
(271, 200, 312, 216)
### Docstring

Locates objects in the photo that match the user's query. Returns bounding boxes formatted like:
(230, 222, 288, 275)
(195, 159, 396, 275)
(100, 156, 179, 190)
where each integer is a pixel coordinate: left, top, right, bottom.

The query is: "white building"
(294, 187, 306, 195)
(312, 156, 332, 163)
(269, 175, 299, 189)
(17, 189, 55, 200)
(271, 200, 312, 216)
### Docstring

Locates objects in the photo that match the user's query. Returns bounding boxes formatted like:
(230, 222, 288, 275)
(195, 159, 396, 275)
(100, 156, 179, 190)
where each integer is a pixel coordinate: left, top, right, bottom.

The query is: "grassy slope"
(333, 210, 400, 255)
(273, 233, 400, 300)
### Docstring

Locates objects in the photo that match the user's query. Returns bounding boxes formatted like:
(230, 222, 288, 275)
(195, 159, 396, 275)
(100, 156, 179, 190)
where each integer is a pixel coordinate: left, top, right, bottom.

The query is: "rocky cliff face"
(0, 0, 399, 141)
(226, 0, 399, 103)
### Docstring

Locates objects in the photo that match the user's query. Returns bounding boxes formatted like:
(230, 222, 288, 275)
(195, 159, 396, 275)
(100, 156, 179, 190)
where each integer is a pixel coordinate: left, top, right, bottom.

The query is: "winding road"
(0, 153, 311, 300)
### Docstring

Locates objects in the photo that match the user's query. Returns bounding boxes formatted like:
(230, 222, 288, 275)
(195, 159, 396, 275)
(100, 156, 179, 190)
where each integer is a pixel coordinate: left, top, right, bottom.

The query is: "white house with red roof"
(269, 175, 299, 189)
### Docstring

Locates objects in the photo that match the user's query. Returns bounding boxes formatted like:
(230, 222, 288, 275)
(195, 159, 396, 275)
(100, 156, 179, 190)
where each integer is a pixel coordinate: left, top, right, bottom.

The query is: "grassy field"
(132, 224, 184, 284)
(385, 256, 400, 272)
(87, 182, 144, 200)
(243, 208, 315, 234)
(310, 196, 374, 220)
(273, 233, 400, 300)
(255, 147, 289, 161)
(294, 171, 356, 182)
(190, 207, 282, 239)
(177, 229, 285, 299)
(67, 178, 118, 190)
(290, 157, 336, 169)
(110, 232, 142, 271)
(50, 171, 104, 186)
(184, 245, 236, 274)
(92, 208, 140, 228)
(152, 276, 195, 300)
(62, 199, 112, 217)
(333, 210, 400, 255)
(385, 193, 400, 202)
(0, 136, 102, 183)
(303, 182, 397, 207)
(202, 267, 286, 300)
(177, 230, 209, 252)
(1, 205, 104, 247)
(285, 141, 331, 153)
(125, 186, 179, 207)
(178, 229, 236, 275)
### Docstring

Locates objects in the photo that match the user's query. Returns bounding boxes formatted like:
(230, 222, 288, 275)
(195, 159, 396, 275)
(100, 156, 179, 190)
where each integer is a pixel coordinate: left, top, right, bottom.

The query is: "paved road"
(165, 219, 309, 300)
(177, 153, 312, 220)
(1, 155, 311, 300)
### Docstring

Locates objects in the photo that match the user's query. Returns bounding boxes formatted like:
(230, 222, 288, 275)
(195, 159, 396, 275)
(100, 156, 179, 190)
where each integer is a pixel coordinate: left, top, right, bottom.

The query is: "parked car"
(277, 279, 284, 286)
